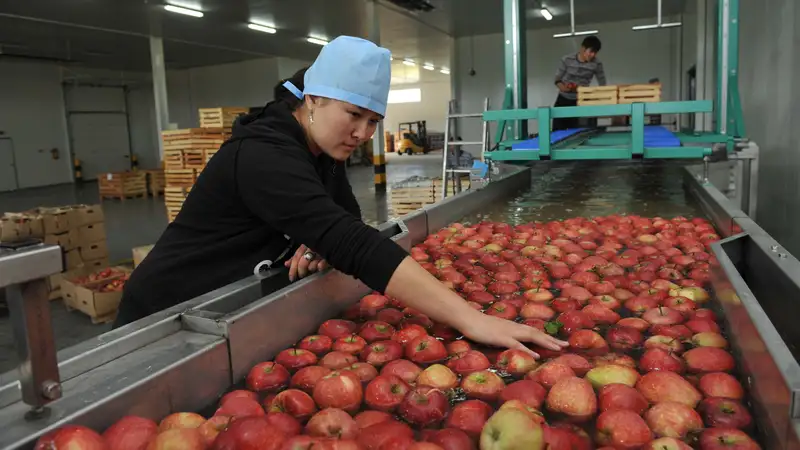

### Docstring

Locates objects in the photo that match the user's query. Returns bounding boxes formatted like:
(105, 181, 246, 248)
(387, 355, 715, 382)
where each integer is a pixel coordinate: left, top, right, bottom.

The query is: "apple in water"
(211, 416, 285, 450)
(426, 428, 474, 450)
(691, 332, 728, 349)
(698, 428, 760, 450)
(644, 437, 693, 450)
(306, 408, 359, 440)
(495, 349, 538, 376)
(606, 326, 643, 351)
(639, 348, 685, 373)
(625, 297, 659, 315)
(417, 364, 459, 390)
(392, 324, 429, 346)
(568, 330, 610, 356)
(377, 308, 405, 326)
(593, 353, 637, 369)
(318, 319, 358, 339)
(526, 362, 575, 390)
(361, 340, 404, 367)
(546, 377, 597, 422)
(650, 324, 693, 340)
(313, 371, 363, 413)
(500, 380, 547, 410)
(698, 372, 744, 400)
(333, 335, 368, 355)
(158, 412, 206, 432)
(616, 317, 650, 332)
(397, 385, 451, 427)
(520, 302, 556, 320)
(645, 401, 703, 438)
(214, 396, 266, 419)
(405, 335, 448, 364)
(343, 362, 379, 383)
(685, 319, 721, 334)
(595, 409, 653, 449)
(220, 390, 259, 405)
(698, 397, 753, 429)
(460, 370, 506, 402)
(664, 296, 696, 314)
(445, 399, 494, 440)
(103, 416, 158, 450)
(585, 364, 640, 389)
(291, 365, 332, 394)
(264, 412, 301, 437)
(644, 335, 684, 353)
(636, 371, 701, 408)
(268, 389, 318, 422)
(247, 362, 291, 393)
(320, 351, 358, 370)
(598, 383, 649, 415)
(276, 348, 319, 372)
(582, 304, 621, 325)
(198, 416, 233, 447)
(359, 321, 397, 343)
(683, 347, 735, 373)
(486, 300, 519, 320)
(298, 335, 334, 356)
(381, 359, 422, 384)
(149, 429, 206, 450)
(365, 375, 410, 412)
(447, 350, 491, 375)
(643, 307, 684, 325)
(479, 408, 545, 450)
(690, 308, 717, 321)
(354, 410, 393, 430)
(669, 287, 710, 304)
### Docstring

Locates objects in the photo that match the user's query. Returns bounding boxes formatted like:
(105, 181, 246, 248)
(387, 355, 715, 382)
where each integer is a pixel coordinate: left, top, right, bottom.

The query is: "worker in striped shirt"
(553, 36, 607, 131)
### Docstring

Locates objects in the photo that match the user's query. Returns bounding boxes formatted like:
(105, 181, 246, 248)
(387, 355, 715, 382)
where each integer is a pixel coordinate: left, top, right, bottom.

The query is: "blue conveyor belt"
(510, 126, 682, 151)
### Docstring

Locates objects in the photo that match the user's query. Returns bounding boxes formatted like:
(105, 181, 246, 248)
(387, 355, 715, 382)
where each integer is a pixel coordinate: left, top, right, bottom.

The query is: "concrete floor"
(0, 151, 443, 374)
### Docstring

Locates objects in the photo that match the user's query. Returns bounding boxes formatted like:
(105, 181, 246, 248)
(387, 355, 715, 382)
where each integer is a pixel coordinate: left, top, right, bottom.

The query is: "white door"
(0, 139, 18, 192)
(65, 86, 132, 180)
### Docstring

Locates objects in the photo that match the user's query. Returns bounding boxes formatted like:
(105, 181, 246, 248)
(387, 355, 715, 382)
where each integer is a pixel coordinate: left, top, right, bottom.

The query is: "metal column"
(695, 0, 716, 132)
(150, 36, 170, 161)
(503, 0, 527, 140)
(716, 0, 741, 136)
(366, 0, 387, 193)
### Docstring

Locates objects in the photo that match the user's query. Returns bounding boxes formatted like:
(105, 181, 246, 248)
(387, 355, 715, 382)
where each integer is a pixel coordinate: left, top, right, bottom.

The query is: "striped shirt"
(555, 53, 607, 100)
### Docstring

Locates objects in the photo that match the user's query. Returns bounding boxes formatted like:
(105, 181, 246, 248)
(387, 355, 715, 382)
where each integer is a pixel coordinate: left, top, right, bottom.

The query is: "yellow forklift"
(396, 121, 429, 155)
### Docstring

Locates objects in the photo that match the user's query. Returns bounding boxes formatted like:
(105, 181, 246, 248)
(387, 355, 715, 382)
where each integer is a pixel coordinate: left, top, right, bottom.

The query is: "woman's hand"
(457, 311, 569, 359)
(285, 244, 328, 282)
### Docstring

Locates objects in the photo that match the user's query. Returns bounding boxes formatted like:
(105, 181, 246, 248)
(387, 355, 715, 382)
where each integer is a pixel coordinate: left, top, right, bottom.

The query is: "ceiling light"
(553, 30, 598, 38)
(402, 59, 416, 66)
(540, 8, 553, 20)
(248, 23, 276, 34)
(423, 63, 435, 71)
(632, 22, 682, 31)
(440, 68, 450, 75)
(164, 4, 203, 17)
(307, 37, 328, 46)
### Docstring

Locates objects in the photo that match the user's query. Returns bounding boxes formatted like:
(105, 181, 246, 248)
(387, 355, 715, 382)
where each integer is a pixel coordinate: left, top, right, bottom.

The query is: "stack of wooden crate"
(618, 84, 662, 104)
(389, 176, 470, 217)
(98, 172, 148, 200)
(199, 107, 248, 130)
(144, 169, 165, 197)
(577, 84, 662, 106)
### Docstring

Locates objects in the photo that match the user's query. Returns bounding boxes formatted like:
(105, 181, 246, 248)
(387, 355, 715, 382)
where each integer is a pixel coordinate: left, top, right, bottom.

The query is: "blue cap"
(283, 36, 392, 116)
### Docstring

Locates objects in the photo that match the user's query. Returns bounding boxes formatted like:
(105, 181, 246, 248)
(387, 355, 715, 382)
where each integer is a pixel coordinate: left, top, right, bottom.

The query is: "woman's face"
(307, 98, 382, 161)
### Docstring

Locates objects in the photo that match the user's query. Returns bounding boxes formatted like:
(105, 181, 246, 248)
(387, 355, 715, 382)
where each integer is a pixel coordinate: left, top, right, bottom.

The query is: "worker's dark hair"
(273, 67, 309, 109)
(581, 36, 602, 53)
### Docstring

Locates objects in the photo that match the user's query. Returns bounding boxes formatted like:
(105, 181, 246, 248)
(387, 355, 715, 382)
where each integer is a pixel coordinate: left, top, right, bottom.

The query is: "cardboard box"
(38, 208, 72, 235)
(44, 229, 79, 251)
(61, 266, 129, 319)
(68, 204, 104, 227)
(64, 249, 83, 270)
(78, 222, 106, 245)
(80, 241, 108, 261)
(133, 244, 155, 268)
(82, 257, 111, 271)
(0, 216, 30, 242)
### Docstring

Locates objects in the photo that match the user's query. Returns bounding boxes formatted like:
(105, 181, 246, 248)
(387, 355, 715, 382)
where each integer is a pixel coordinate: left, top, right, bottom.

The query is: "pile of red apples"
(36, 215, 761, 450)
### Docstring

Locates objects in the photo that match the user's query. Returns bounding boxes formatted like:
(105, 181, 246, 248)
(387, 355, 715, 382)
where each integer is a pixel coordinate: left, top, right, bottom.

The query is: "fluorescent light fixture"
(440, 68, 450, 75)
(423, 63, 435, 71)
(307, 37, 328, 46)
(248, 23, 276, 33)
(540, 8, 553, 20)
(632, 22, 682, 30)
(388, 88, 422, 104)
(402, 59, 416, 66)
(164, 4, 203, 17)
(553, 30, 598, 38)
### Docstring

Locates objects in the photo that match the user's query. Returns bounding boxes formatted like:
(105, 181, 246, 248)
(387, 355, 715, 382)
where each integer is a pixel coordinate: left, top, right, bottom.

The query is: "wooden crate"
(199, 107, 248, 128)
(577, 86, 619, 106)
(144, 169, 165, 196)
(389, 176, 470, 216)
(618, 83, 661, 103)
(165, 187, 190, 223)
(98, 172, 147, 200)
(165, 169, 197, 188)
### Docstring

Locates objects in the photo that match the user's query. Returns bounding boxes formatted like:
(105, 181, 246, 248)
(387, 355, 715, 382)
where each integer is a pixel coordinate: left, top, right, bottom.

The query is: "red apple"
(551, 297, 580, 314)
(524, 362, 572, 390)
(220, 390, 259, 405)
(639, 348, 685, 373)
(606, 326, 643, 351)
(291, 365, 332, 393)
(698, 372, 744, 400)
(405, 335, 447, 364)
(479, 409, 545, 450)
(247, 362, 291, 392)
(425, 428, 473, 450)
(397, 385, 451, 426)
(636, 372, 701, 408)
(198, 416, 232, 447)
(211, 416, 285, 450)
(267, 389, 318, 422)
(645, 401, 703, 438)
(495, 349, 538, 376)
(313, 439, 362, 450)
(360, 294, 390, 317)
(158, 412, 206, 432)
(595, 409, 653, 448)
(589, 295, 622, 311)
(446, 340, 472, 356)
(644, 438, 693, 450)
(625, 296, 659, 315)
(593, 353, 637, 369)
(320, 351, 358, 370)
(685, 319, 721, 334)
(377, 308, 405, 326)
(467, 291, 495, 306)
(445, 399, 494, 440)
(319, 320, 358, 339)
(343, 362, 379, 383)
(276, 348, 319, 372)
(149, 429, 206, 450)
(360, 340, 404, 367)
(546, 377, 597, 422)
(650, 324, 693, 340)
(417, 364, 459, 390)
(613, 288, 636, 301)
(644, 335, 684, 354)
(359, 321, 397, 343)
(558, 311, 596, 334)
(562, 286, 592, 303)
(598, 383, 648, 415)
(698, 398, 753, 429)
(500, 379, 547, 409)
(215, 396, 266, 419)
(305, 408, 359, 439)
(616, 317, 650, 332)
(691, 332, 728, 349)
(568, 329, 609, 356)
(460, 370, 506, 402)
(264, 412, 301, 437)
(552, 354, 592, 377)
(380, 359, 422, 384)
(333, 335, 368, 354)
(447, 350, 491, 375)
(643, 307, 684, 325)
(586, 364, 640, 389)
(365, 375, 409, 412)
(664, 296, 696, 314)
(698, 428, 760, 450)
(103, 416, 158, 450)
(354, 410, 393, 429)
(582, 304, 621, 325)
(690, 308, 717, 321)
(485, 301, 518, 320)
(298, 335, 334, 356)
(520, 302, 556, 321)
(313, 371, 363, 413)
(683, 347, 735, 373)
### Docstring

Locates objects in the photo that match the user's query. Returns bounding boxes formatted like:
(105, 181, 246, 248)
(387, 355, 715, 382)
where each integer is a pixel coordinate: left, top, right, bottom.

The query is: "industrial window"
(388, 88, 422, 104)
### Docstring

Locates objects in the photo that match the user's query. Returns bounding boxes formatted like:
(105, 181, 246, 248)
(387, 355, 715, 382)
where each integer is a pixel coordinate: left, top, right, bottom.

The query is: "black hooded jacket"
(118, 101, 408, 321)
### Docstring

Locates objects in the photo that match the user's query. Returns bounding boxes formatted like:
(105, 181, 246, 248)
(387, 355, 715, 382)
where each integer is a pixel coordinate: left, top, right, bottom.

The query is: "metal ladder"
(440, 98, 490, 200)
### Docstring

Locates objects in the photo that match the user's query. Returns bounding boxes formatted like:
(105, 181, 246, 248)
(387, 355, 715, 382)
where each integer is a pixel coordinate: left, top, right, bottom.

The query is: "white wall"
(385, 65, 451, 136)
(454, 17, 684, 148)
(277, 57, 312, 79)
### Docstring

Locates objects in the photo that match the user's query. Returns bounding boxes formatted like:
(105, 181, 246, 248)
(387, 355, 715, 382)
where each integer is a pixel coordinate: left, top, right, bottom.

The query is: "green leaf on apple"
(544, 321, 563, 336)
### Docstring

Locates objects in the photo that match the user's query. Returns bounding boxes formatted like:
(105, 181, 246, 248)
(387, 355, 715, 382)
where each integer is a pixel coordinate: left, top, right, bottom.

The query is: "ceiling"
(0, 0, 685, 75)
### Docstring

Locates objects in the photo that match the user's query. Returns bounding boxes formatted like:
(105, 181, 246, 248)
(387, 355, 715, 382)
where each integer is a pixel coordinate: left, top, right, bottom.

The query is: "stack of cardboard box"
(0, 204, 109, 300)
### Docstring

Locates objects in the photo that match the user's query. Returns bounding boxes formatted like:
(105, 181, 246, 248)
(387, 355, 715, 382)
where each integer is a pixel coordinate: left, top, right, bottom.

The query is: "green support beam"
(716, 0, 744, 136)
(503, 0, 527, 140)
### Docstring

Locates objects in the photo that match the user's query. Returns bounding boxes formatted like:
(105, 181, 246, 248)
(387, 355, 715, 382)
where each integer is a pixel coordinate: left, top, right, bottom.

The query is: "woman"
(116, 36, 567, 357)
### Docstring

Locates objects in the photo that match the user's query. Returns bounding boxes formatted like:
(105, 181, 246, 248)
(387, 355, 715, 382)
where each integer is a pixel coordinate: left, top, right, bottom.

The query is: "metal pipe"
(570, 0, 575, 33)
(441, 106, 451, 200)
(703, 156, 710, 183)
(741, 158, 751, 214)
(481, 98, 489, 162)
(657, 0, 662, 25)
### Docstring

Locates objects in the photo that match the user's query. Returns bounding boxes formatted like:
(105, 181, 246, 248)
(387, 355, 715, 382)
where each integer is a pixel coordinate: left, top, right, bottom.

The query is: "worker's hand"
(557, 82, 570, 93)
(457, 311, 569, 359)
(285, 244, 329, 282)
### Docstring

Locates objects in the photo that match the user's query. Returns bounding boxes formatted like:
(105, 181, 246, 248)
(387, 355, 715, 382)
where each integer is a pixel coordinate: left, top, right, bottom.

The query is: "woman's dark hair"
(273, 67, 309, 109)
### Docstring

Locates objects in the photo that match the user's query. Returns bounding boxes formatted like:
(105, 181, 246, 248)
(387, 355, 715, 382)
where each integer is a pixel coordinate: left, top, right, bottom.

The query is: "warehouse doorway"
(64, 85, 132, 181)
(0, 138, 19, 192)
